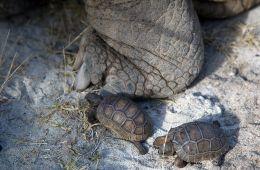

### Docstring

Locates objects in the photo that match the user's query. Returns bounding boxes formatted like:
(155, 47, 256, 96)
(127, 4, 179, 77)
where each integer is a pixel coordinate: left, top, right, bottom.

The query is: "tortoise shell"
(169, 121, 229, 163)
(96, 95, 151, 141)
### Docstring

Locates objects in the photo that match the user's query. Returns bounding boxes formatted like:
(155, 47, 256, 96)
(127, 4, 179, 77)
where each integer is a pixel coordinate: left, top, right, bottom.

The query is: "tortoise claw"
(174, 157, 187, 168)
(132, 141, 148, 155)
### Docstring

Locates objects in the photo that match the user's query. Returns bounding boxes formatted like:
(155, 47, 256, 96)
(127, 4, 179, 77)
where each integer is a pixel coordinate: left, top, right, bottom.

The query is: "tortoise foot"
(132, 141, 148, 155)
(174, 157, 188, 168)
(74, 0, 205, 99)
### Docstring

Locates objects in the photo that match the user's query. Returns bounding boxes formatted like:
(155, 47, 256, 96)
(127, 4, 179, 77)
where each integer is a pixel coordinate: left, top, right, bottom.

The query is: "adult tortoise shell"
(153, 121, 229, 168)
(86, 93, 152, 155)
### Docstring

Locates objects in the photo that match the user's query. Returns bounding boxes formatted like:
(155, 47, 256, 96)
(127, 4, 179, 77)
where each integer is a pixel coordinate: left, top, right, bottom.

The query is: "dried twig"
(0, 54, 31, 94)
(0, 29, 10, 66)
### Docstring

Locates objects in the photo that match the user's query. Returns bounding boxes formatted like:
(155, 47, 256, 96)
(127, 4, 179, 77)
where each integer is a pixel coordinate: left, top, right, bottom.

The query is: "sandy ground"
(0, 1, 259, 170)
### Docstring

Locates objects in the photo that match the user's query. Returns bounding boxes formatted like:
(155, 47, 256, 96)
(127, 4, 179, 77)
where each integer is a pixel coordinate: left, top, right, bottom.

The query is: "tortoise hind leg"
(174, 157, 188, 168)
(132, 141, 147, 155)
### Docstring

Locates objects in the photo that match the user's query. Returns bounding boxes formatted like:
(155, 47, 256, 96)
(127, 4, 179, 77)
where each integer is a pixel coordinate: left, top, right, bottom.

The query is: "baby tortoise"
(86, 93, 152, 155)
(153, 121, 229, 168)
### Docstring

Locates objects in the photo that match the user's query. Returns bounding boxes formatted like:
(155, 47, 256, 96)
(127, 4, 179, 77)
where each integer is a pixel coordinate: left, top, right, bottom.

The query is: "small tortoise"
(86, 93, 152, 155)
(153, 121, 229, 168)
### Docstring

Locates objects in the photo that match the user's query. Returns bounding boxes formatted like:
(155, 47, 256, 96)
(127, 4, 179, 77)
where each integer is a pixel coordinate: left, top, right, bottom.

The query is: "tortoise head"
(85, 93, 103, 107)
(85, 93, 102, 124)
(153, 135, 176, 156)
(213, 120, 221, 128)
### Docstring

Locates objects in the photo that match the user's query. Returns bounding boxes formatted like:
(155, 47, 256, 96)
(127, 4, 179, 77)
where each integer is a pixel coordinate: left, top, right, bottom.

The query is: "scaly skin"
(1, 0, 258, 98)
(74, 0, 260, 99)
(74, 0, 204, 98)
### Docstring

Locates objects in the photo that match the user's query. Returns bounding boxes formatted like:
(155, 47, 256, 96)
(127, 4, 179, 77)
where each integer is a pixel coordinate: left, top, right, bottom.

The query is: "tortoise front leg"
(174, 156, 188, 168)
(87, 109, 99, 124)
(132, 141, 147, 155)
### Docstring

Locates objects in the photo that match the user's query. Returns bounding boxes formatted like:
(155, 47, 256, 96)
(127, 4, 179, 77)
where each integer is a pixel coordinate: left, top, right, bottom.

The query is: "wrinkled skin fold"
(74, 0, 204, 98)
(2, 0, 258, 99)
(74, 0, 259, 98)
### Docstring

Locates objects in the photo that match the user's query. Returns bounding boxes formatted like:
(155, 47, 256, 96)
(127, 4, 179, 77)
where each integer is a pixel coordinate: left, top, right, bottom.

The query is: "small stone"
(229, 67, 239, 76)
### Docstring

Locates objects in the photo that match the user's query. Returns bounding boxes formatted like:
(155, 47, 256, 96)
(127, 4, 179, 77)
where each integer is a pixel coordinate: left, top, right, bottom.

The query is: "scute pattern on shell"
(170, 122, 229, 163)
(96, 95, 151, 141)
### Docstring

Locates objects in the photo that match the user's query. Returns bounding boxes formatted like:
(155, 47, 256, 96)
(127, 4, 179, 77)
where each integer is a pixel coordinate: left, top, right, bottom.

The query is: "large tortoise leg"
(73, 29, 110, 91)
(174, 156, 188, 168)
(73, 29, 145, 98)
(132, 141, 148, 155)
(75, 0, 204, 98)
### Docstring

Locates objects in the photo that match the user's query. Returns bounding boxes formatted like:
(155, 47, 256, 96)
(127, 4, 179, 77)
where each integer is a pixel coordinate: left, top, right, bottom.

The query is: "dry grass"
(40, 100, 92, 131)
(237, 23, 260, 50)
(0, 30, 31, 97)
(0, 30, 10, 66)
(0, 53, 31, 94)
(46, 0, 86, 50)
(0, 1, 102, 169)
(48, 99, 102, 136)
(41, 0, 88, 94)
(64, 159, 80, 170)
(37, 96, 104, 169)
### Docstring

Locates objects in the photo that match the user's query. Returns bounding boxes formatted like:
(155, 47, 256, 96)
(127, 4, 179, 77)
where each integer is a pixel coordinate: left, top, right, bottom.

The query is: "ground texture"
(0, 1, 259, 170)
